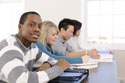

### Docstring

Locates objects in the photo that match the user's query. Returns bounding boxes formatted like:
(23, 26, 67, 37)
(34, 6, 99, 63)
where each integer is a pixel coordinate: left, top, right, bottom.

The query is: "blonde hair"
(39, 21, 59, 51)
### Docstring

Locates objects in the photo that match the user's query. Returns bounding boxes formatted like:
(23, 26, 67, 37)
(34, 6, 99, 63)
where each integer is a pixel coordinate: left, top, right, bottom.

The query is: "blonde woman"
(35, 21, 89, 64)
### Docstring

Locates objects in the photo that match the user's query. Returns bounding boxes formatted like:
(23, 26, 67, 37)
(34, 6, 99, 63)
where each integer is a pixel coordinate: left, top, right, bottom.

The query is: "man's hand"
(35, 62, 51, 72)
(55, 59, 70, 71)
(88, 49, 100, 59)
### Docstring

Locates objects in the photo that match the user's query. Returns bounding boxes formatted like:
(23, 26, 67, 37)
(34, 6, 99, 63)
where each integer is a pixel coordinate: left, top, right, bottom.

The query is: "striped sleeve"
(33, 52, 50, 68)
(0, 46, 63, 83)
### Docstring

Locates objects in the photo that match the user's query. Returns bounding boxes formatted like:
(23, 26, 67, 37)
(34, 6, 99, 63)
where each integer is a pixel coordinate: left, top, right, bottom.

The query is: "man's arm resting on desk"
(65, 49, 100, 59)
(0, 52, 65, 83)
(65, 50, 86, 57)
(36, 59, 70, 72)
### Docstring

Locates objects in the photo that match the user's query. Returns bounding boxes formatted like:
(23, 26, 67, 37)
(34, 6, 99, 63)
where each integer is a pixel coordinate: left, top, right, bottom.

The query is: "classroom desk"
(84, 61, 118, 83)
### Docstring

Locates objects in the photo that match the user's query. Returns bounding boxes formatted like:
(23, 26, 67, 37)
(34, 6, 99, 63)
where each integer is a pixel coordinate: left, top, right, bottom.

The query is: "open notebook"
(71, 61, 98, 69)
(71, 50, 113, 69)
(90, 50, 113, 62)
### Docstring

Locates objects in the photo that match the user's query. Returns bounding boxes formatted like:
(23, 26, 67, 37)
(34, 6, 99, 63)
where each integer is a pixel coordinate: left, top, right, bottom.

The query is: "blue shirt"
(35, 42, 83, 64)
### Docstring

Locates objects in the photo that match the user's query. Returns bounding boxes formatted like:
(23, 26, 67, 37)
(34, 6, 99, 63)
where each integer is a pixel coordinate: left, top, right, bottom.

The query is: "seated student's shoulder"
(54, 38, 64, 46)
(0, 39, 8, 50)
(0, 36, 24, 61)
(31, 43, 43, 54)
(0, 36, 16, 50)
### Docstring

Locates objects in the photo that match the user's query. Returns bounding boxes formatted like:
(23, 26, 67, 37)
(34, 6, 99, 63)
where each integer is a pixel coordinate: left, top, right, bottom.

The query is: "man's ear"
(60, 28, 65, 33)
(18, 24, 22, 32)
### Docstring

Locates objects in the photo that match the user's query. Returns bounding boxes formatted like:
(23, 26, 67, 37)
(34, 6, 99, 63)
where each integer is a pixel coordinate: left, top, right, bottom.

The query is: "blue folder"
(49, 68, 89, 83)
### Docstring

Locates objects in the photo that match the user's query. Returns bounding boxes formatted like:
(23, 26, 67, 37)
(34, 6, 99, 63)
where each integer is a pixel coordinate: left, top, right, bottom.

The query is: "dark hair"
(58, 18, 74, 31)
(19, 11, 40, 24)
(72, 20, 82, 36)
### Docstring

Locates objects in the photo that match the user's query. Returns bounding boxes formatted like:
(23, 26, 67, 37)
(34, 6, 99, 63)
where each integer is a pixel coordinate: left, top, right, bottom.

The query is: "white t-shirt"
(67, 36, 83, 52)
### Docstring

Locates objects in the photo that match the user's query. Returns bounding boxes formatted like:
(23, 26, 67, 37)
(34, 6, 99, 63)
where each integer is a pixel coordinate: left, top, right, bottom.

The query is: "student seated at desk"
(35, 21, 89, 64)
(0, 11, 70, 83)
(53, 18, 100, 59)
(67, 19, 100, 59)
(67, 20, 83, 52)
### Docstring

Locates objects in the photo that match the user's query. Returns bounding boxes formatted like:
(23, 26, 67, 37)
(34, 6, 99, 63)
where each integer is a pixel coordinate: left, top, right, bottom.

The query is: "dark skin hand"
(35, 59, 70, 72)
(35, 62, 51, 72)
(55, 59, 70, 71)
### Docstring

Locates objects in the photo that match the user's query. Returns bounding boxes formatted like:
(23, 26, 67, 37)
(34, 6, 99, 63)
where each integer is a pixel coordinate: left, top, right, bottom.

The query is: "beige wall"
(25, 0, 82, 25)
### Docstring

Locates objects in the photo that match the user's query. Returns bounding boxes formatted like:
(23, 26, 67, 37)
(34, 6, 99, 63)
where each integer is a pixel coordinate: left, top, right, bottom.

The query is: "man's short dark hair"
(72, 20, 82, 36)
(58, 18, 74, 31)
(19, 11, 40, 24)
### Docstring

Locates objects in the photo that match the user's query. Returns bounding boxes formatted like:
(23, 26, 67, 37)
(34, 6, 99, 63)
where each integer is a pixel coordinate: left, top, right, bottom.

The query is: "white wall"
(25, 0, 81, 25)
(25, 0, 87, 48)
